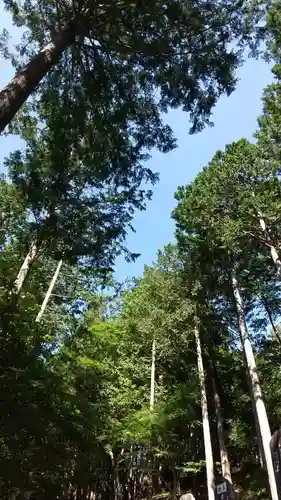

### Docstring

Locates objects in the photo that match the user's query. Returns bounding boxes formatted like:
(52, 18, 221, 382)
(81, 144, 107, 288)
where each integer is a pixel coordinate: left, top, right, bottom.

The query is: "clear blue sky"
(0, 7, 273, 282)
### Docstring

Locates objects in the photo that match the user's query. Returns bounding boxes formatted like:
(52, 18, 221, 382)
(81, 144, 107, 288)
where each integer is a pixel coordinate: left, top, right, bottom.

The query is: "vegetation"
(1, 1, 281, 500)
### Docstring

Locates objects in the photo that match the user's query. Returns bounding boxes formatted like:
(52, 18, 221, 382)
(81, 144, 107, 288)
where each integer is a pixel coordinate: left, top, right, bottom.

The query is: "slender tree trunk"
(128, 445, 134, 500)
(194, 320, 215, 500)
(246, 368, 266, 468)
(261, 297, 281, 344)
(231, 268, 278, 500)
(211, 376, 234, 489)
(150, 336, 156, 410)
(262, 298, 277, 334)
(129, 445, 133, 481)
(36, 259, 63, 322)
(172, 469, 178, 500)
(109, 449, 120, 500)
(148, 336, 157, 497)
(258, 217, 281, 276)
(0, 24, 75, 132)
(14, 243, 38, 294)
(207, 342, 234, 495)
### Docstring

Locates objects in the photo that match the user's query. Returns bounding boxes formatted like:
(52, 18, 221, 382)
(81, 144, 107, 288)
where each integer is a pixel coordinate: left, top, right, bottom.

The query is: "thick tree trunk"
(231, 268, 278, 500)
(194, 320, 215, 500)
(258, 217, 281, 277)
(0, 24, 75, 132)
(150, 336, 156, 410)
(14, 244, 38, 294)
(36, 259, 63, 322)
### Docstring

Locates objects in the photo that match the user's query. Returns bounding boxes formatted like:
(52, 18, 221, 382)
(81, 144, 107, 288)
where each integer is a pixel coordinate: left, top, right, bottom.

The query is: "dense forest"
(1, 0, 281, 499)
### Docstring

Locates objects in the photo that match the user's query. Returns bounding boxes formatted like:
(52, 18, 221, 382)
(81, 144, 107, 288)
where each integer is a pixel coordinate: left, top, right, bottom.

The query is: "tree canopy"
(1, 2, 281, 500)
(0, 0, 271, 134)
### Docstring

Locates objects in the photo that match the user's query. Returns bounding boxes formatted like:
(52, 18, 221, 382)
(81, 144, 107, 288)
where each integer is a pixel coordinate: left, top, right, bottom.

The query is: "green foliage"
(2, 0, 271, 134)
(1, 3, 281, 500)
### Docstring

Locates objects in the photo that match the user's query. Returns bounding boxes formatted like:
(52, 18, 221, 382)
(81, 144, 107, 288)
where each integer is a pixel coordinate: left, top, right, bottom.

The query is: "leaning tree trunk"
(261, 297, 277, 335)
(261, 296, 281, 344)
(36, 259, 63, 322)
(194, 320, 215, 500)
(211, 375, 235, 499)
(13, 243, 38, 294)
(231, 268, 278, 500)
(0, 23, 76, 132)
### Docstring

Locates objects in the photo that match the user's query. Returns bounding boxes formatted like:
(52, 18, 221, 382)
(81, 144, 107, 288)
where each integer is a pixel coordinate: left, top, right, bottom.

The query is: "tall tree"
(194, 318, 215, 500)
(0, 0, 268, 132)
(150, 336, 156, 411)
(4, 113, 156, 293)
(173, 171, 279, 498)
(231, 265, 278, 500)
(205, 325, 235, 497)
(211, 374, 233, 490)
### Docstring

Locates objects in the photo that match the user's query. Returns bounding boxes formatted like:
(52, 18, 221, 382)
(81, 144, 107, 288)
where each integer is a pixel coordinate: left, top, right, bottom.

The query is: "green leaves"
(1, 3, 281, 499)
(1, 0, 270, 135)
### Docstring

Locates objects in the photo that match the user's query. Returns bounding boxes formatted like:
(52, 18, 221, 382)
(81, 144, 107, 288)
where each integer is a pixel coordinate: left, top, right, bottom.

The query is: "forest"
(1, 0, 281, 499)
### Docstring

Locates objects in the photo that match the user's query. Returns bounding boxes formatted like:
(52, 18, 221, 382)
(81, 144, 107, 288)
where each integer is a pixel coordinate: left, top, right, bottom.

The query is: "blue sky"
(115, 58, 273, 281)
(0, 7, 273, 282)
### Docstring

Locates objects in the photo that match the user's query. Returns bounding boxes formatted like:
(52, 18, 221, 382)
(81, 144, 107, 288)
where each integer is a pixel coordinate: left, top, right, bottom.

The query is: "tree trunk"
(14, 244, 38, 294)
(207, 341, 234, 495)
(246, 368, 266, 468)
(0, 24, 75, 132)
(211, 375, 234, 497)
(36, 259, 63, 322)
(148, 336, 157, 497)
(150, 336, 156, 410)
(258, 217, 281, 277)
(109, 449, 121, 500)
(128, 445, 134, 500)
(194, 320, 215, 500)
(262, 297, 277, 334)
(261, 297, 281, 344)
(231, 268, 278, 500)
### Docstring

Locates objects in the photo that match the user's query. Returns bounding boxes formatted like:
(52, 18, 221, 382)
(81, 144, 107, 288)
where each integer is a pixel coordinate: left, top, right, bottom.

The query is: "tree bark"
(211, 375, 234, 495)
(108, 449, 122, 500)
(148, 336, 157, 497)
(194, 320, 215, 500)
(261, 297, 281, 344)
(207, 342, 233, 493)
(258, 217, 281, 277)
(36, 259, 63, 322)
(14, 243, 38, 294)
(150, 336, 156, 410)
(246, 368, 266, 468)
(0, 23, 75, 132)
(231, 268, 278, 500)
(128, 445, 134, 500)
(262, 297, 277, 334)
